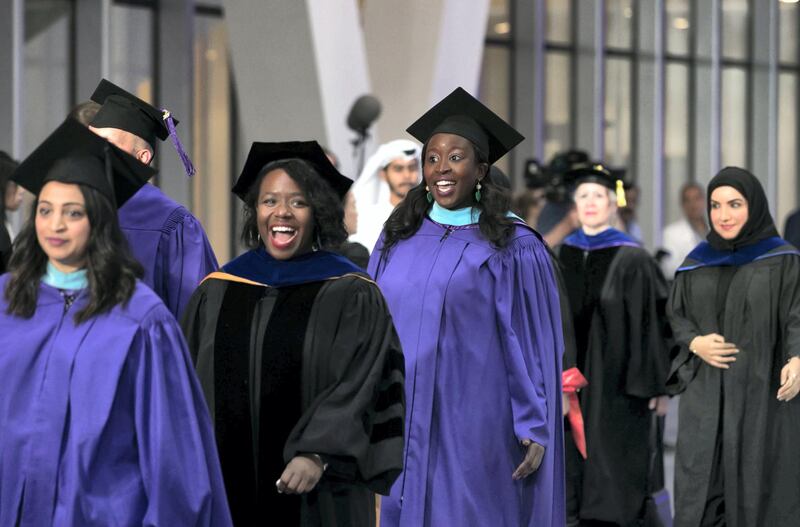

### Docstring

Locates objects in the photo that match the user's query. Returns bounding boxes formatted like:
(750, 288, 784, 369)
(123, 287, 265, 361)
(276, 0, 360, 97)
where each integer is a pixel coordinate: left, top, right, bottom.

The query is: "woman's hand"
(276, 454, 324, 494)
(689, 334, 738, 369)
(512, 439, 545, 480)
(777, 357, 800, 402)
(648, 395, 669, 416)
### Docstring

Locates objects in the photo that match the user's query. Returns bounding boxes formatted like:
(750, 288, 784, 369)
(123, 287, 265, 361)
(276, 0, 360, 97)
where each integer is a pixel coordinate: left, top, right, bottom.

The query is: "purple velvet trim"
(162, 109, 196, 177)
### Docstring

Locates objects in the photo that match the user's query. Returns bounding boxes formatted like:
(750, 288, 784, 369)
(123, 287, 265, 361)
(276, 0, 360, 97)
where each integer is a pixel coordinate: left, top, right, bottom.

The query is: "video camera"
(523, 149, 591, 204)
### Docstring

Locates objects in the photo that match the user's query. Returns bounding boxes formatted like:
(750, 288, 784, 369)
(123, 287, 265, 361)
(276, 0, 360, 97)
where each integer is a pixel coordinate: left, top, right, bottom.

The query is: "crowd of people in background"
(1, 79, 799, 527)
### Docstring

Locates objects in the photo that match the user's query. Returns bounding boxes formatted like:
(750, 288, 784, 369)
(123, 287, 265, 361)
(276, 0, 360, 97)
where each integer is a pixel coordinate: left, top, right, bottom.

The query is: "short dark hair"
(5, 183, 142, 323)
(240, 158, 348, 250)
(380, 139, 514, 253)
(680, 181, 704, 203)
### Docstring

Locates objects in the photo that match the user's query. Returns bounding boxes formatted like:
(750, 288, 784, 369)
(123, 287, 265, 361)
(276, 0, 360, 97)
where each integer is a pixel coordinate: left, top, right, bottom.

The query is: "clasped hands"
(689, 333, 800, 402)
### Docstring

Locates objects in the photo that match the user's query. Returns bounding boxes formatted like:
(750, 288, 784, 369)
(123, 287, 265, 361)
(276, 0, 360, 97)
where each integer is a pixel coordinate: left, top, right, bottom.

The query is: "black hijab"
(706, 166, 779, 251)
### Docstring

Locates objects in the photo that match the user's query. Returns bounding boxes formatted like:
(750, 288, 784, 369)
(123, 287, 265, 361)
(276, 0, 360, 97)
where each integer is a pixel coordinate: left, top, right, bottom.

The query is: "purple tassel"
(162, 109, 196, 177)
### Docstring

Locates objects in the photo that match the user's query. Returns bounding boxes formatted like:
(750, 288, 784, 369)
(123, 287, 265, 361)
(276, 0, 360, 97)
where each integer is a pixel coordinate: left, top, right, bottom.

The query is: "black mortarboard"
(90, 79, 196, 176)
(90, 79, 172, 144)
(405, 87, 524, 164)
(232, 140, 353, 201)
(11, 118, 155, 208)
(565, 162, 627, 207)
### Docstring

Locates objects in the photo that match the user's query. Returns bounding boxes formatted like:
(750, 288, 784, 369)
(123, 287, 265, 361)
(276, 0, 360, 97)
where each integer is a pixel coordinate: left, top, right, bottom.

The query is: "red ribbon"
(562, 367, 588, 459)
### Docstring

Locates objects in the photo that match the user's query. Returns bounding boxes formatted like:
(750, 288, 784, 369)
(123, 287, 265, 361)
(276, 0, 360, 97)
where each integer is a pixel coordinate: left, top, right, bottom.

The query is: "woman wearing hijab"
(369, 88, 565, 527)
(0, 119, 231, 526)
(181, 141, 405, 526)
(667, 167, 800, 526)
(557, 163, 670, 527)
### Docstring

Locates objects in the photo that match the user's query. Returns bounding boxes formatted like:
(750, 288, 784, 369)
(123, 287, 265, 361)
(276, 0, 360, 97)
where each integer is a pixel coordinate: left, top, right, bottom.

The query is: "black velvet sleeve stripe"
(382, 349, 405, 378)
(370, 417, 404, 444)
(374, 382, 404, 413)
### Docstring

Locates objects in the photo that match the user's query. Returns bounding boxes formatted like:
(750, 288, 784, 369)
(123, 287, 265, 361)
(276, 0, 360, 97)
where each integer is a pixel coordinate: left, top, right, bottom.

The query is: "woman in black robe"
(556, 163, 670, 526)
(181, 141, 405, 526)
(667, 167, 800, 527)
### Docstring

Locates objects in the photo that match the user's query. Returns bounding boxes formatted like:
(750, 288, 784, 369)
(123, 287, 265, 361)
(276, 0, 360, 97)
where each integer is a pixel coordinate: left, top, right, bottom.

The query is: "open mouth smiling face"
(256, 168, 315, 260)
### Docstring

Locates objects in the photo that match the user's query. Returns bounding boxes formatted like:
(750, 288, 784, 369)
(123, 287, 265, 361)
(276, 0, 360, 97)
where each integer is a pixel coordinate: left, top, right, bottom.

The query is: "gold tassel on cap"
(616, 179, 627, 208)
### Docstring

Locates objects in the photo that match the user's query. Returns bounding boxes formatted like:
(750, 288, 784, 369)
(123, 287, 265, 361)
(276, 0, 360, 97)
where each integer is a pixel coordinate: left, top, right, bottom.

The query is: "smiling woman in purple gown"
(0, 119, 231, 527)
(369, 88, 565, 527)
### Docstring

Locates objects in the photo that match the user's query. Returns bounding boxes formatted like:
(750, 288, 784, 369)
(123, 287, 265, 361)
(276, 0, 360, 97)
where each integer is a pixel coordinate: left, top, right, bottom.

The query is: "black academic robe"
(558, 244, 670, 526)
(667, 247, 800, 527)
(181, 272, 405, 527)
(0, 222, 11, 274)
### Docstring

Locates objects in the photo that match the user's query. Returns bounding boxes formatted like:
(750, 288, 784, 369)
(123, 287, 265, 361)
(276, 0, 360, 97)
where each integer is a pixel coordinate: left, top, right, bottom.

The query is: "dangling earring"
(426, 185, 433, 203)
(474, 181, 482, 202)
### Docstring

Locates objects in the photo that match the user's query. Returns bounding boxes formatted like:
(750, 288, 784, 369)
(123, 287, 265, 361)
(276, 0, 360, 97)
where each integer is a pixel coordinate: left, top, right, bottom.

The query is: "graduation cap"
(565, 162, 627, 207)
(11, 118, 155, 209)
(232, 140, 353, 201)
(405, 87, 524, 164)
(89, 78, 195, 176)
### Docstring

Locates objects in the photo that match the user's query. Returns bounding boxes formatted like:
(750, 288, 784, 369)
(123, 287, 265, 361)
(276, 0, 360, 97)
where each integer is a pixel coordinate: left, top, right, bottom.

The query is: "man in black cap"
(88, 79, 217, 319)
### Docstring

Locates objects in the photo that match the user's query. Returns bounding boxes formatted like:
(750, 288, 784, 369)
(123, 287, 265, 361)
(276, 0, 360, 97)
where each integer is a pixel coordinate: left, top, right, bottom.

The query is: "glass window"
(546, 0, 571, 45)
(722, 0, 750, 61)
(479, 45, 511, 175)
(194, 14, 232, 262)
(780, 1, 799, 65)
(665, 0, 691, 56)
(664, 63, 690, 225)
(544, 51, 571, 162)
(721, 66, 748, 167)
(604, 57, 632, 168)
(778, 72, 798, 231)
(486, 0, 510, 40)
(109, 5, 154, 104)
(605, 0, 634, 50)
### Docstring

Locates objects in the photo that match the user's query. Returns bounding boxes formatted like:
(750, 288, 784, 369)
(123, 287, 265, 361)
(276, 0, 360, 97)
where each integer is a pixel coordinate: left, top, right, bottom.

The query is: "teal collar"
(428, 202, 525, 227)
(429, 202, 481, 226)
(42, 262, 88, 291)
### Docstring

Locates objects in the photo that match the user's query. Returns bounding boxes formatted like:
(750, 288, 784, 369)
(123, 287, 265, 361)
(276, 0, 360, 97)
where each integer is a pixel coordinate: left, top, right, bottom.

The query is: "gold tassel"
(616, 179, 627, 208)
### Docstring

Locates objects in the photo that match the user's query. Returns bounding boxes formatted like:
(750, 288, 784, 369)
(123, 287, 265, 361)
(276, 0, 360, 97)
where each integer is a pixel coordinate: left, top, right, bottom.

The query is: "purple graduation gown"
(0, 276, 232, 526)
(119, 183, 218, 319)
(369, 219, 565, 527)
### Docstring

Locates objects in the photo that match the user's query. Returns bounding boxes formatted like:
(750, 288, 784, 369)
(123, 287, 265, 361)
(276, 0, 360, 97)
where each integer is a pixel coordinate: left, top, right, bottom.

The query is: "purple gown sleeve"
(158, 211, 219, 320)
(488, 237, 564, 447)
(130, 308, 232, 526)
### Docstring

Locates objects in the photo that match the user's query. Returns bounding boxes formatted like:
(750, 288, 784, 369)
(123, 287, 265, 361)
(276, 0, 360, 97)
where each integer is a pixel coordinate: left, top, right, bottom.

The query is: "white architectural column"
(363, 0, 490, 145)
(224, 0, 370, 180)
(306, 0, 372, 178)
